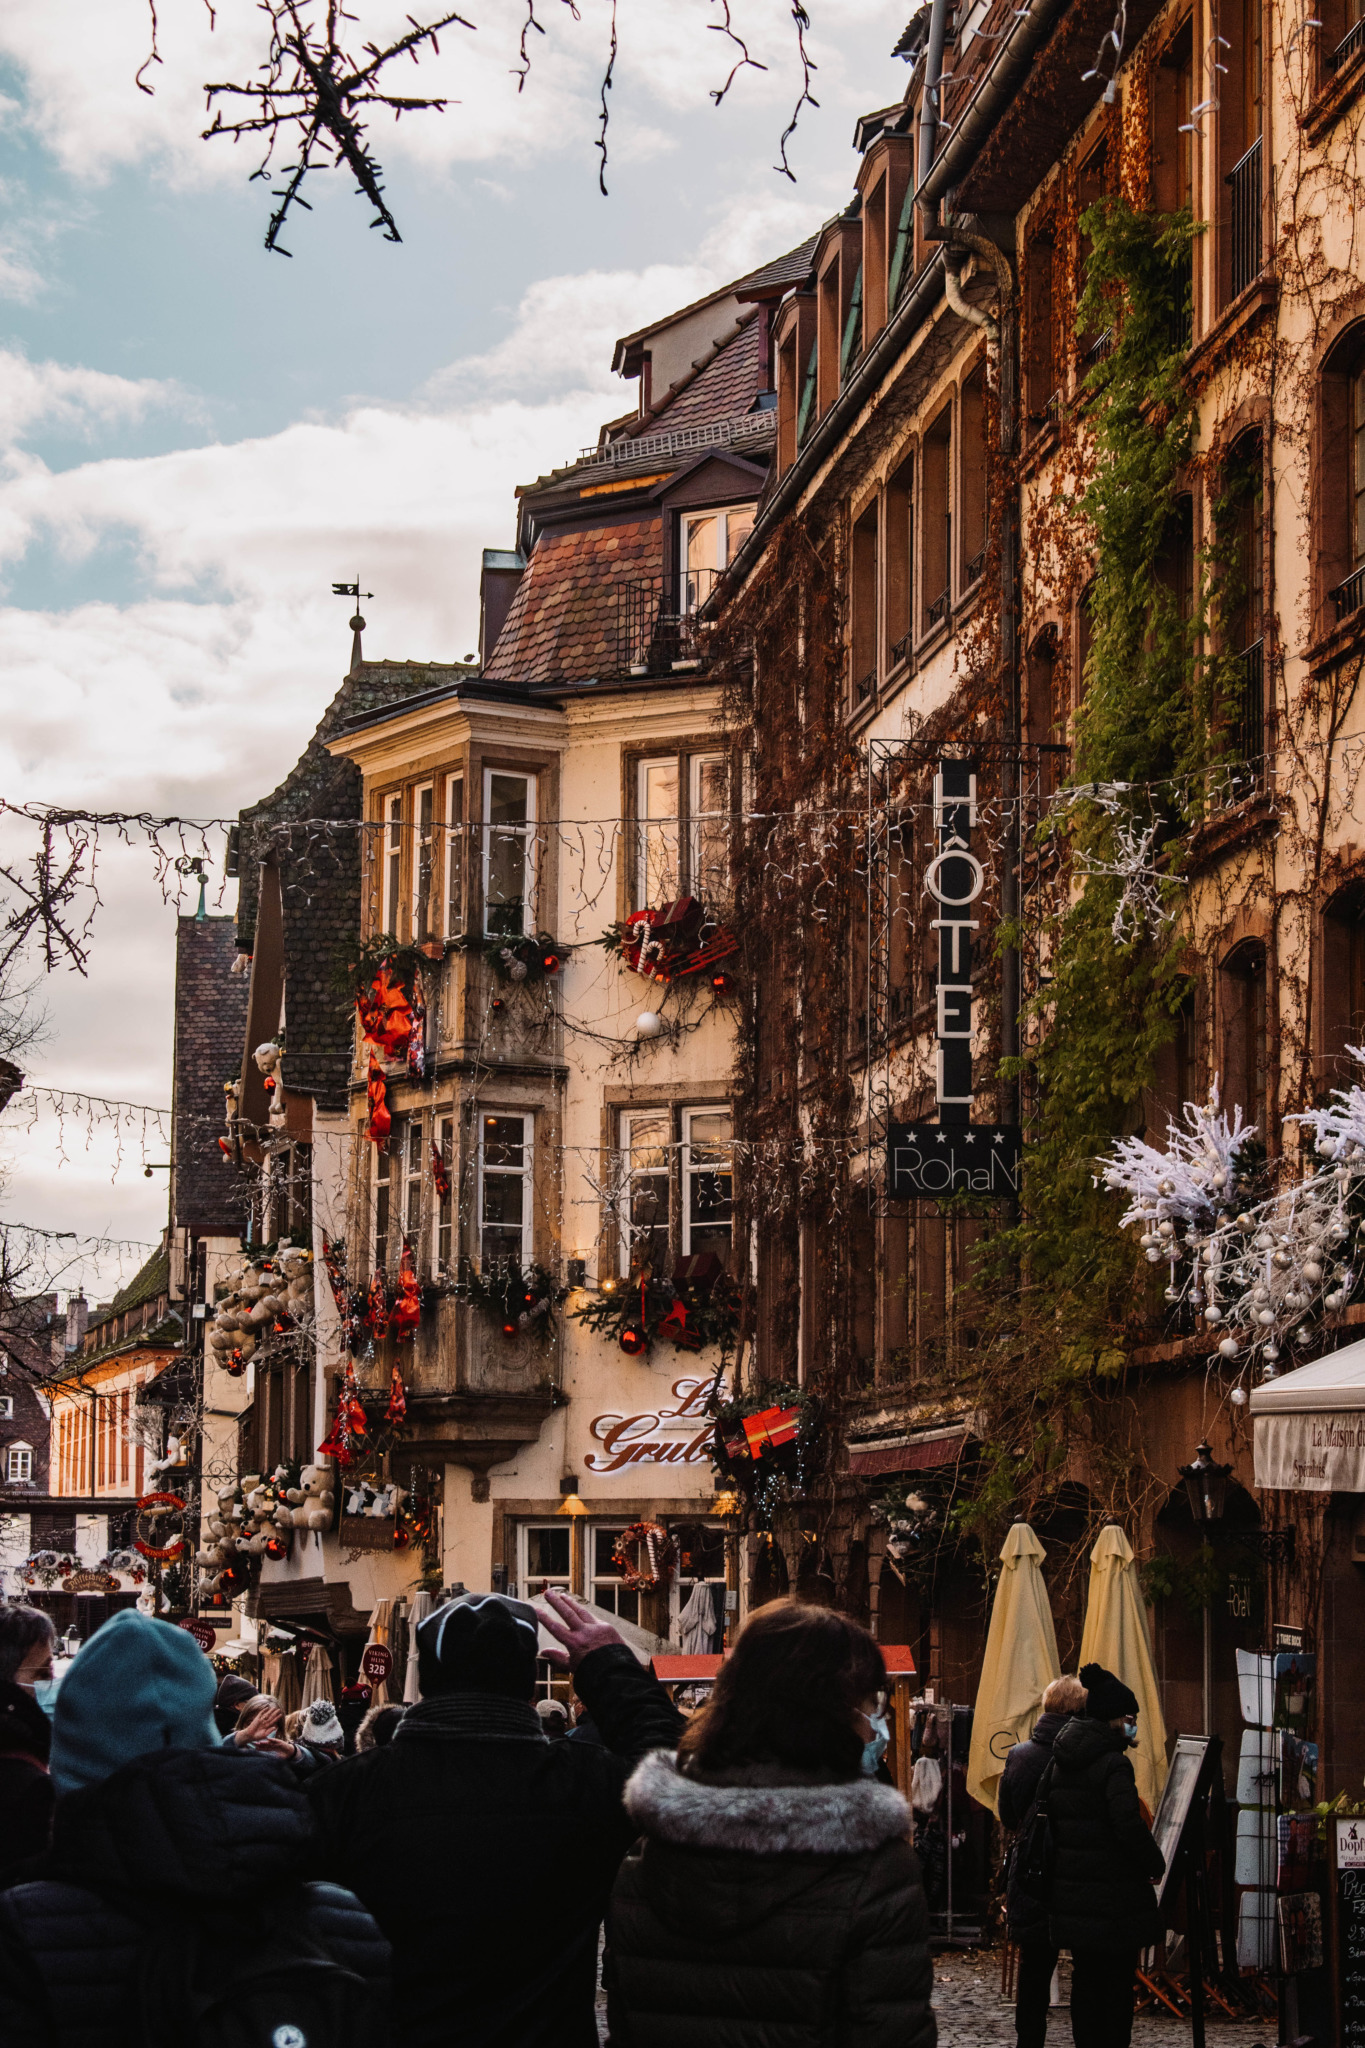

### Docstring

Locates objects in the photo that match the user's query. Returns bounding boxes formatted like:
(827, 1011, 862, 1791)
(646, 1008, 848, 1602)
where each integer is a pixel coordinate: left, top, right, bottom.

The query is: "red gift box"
(742, 1406, 801, 1457)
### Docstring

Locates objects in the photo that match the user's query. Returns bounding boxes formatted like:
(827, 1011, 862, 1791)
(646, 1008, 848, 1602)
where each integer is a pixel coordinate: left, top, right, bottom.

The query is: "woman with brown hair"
(606, 1598, 935, 2047)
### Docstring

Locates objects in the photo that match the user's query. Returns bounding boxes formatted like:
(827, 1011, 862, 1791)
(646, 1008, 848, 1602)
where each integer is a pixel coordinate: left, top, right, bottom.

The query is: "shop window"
(479, 1112, 533, 1271)
(1025, 233, 1059, 431)
(1319, 325, 1365, 627)
(1323, 884, 1365, 1084)
(1219, 0, 1263, 306)
(6, 1441, 32, 1484)
(592, 1525, 642, 1624)
(680, 505, 756, 612)
(884, 451, 914, 668)
(1076, 143, 1110, 369)
(446, 775, 465, 940)
(635, 750, 729, 908)
(383, 792, 403, 936)
(921, 405, 952, 632)
(851, 499, 880, 707)
(1222, 943, 1268, 1132)
(960, 364, 988, 590)
(682, 1108, 733, 1257)
(670, 1522, 727, 1649)
(435, 1114, 456, 1273)
(482, 770, 536, 938)
(412, 783, 434, 943)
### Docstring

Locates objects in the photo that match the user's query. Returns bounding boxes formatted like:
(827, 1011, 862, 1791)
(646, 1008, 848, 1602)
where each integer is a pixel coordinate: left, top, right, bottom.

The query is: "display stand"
(1143, 1733, 1225, 2048)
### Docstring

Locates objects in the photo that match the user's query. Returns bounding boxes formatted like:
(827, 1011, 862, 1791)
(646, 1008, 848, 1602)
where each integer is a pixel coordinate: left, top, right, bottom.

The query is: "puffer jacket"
(997, 1709, 1069, 1941)
(607, 1752, 937, 2048)
(0, 1746, 389, 2048)
(1046, 1717, 1165, 1953)
(0, 1680, 55, 1887)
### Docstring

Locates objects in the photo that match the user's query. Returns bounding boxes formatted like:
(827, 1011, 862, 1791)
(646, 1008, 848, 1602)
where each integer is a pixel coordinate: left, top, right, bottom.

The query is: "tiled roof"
(731, 235, 819, 299)
(235, 661, 439, 1112)
(172, 916, 249, 1238)
(107, 1248, 169, 1318)
(482, 516, 661, 686)
(640, 311, 770, 435)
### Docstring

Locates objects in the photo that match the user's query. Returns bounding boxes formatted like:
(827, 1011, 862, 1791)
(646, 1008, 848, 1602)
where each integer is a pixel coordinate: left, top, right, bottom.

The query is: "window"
(1222, 943, 1268, 1131)
(1319, 327, 1365, 624)
(1220, 0, 1262, 304)
(1353, 363, 1365, 576)
(383, 793, 403, 936)
(120, 1388, 129, 1486)
(1076, 145, 1110, 366)
(960, 363, 987, 588)
(446, 776, 465, 939)
(670, 1522, 727, 1648)
(679, 507, 756, 612)
(635, 751, 729, 908)
(592, 1525, 642, 1624)
(1322, 0, 1365, 72)
(479, 1112, 532, 1271)
(1221, 442, 1264, 780)
(412, 783, 434, 943)
(375, 1143, 394, 1273)
(885, 452, 914, 668)
(5, 1442, 32, 1484)
(521, 1522, 571, 1598)
(1323, 884, 1365, 1085)
(620, 1110, 672, 1275)
(851, 499, 880, 706)
(0, 1396, 12, 1420)
(921, 404, 952, 631)
(1025, 233, 1058, 430)
(403, 1118, 425, 1249)
(483, 770, 536, 938)
(435, 1114, 455, 1273)
(1152, 20, 1195, 218)
(682, 1108, 733, 1257)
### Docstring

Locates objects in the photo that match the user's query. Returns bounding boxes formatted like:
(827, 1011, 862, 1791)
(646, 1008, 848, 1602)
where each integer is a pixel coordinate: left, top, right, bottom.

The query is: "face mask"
(31, 1680, 60, 1719)
(860, 1712, 890, 1777)
(1121, 1718, 1138, 1746)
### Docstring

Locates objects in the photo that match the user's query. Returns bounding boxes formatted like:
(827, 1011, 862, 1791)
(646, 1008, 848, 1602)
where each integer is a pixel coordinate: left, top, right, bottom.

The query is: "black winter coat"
(1046, 1717, 1165, 1954)
(307, 1641, 683, 2048)
(997, 1709, 1069, 1942)
(0, 1746, 389, 2048)
(0, 1681, 55, 1888)
(607, 1752, 937, 2048)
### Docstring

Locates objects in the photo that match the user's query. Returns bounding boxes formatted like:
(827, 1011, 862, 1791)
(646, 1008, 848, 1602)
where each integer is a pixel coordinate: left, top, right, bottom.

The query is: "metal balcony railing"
(964, 544, 986, 587)
(1081, 327, 1113, 371)
(1227, 138, 1263, 299)
(1330, 563, 1365, 620)
(1330, 16, 1365, 68)
(890, 630, 912, 668)
(617, 567, 721, 676)
(1228, 638, 1265, 795)
(926, 588, 951, 629)
(854, 667, 876, 705)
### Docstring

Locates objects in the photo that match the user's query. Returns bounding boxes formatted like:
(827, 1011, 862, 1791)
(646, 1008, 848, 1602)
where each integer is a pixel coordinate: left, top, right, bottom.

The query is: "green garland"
(570, 1272, 739, 1355)
(456, 932, 567, 986)
(465, 1262, 561, 1344)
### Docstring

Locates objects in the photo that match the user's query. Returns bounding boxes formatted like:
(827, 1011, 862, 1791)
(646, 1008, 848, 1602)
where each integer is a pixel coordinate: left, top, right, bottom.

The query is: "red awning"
(846, 1425, 968, 1477)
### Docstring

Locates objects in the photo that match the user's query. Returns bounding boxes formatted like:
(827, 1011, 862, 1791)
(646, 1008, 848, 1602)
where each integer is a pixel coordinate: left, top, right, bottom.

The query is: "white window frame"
(618, 1109, 673, 1277)
(679, 503, 758, 611)
(682, 1105, 734, 1258)
(482, 768, 538, 939)
(636, 757, 681, 908)
(0, 1395, 12, 1420)
(635, 751, 729, 910)
(5, 1442, 33, 1484)
(434, 1112, 456, 1274)
(519, 1519, 572, 1599)
(402, 1116, 425, 1253)
(477, 1110, 534, 1272)
(383, 792, 403, 936)
(589, 1521, 644, 1622)
(446, 774, 465, 939)
(412, 782, 434, 943)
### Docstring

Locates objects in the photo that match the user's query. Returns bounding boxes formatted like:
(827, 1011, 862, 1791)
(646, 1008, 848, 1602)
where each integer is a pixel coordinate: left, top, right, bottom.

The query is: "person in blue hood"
(0, 1610, 390, 2046)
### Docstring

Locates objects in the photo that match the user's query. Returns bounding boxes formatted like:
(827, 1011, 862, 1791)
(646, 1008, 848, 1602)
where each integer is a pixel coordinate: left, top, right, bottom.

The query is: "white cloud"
(0, 349, 188, 455)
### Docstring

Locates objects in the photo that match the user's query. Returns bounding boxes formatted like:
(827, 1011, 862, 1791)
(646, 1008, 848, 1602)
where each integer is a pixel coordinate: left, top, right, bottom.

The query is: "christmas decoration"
(205, 1246, 314, 1377)
(349, 944, 428, 1139)
(465, 1262, 560, 1345)
(572, 1262, 738, 1357)
(710, 1383, 820, 1520)
(610, 1520, 677, 1592)
(459, 931, 567, 987)
(391, 1246, 421, 1344)
(430, 1141, 450, 1202)
(604, 896, 738, 987)
(385, 1363, 407, 1426)
(134, 1491, 188, 1563)
(366, 1271, 390, 1340)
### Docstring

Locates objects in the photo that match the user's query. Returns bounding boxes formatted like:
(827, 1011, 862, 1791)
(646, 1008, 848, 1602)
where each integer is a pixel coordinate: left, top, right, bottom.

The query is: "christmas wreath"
(458, 931, 567, 987)
(465, 1262, 560, 1344)
(571, 1254, 738, 1358)
(134, 1491, 188, 1562)
(611, 1520, 676, 1591)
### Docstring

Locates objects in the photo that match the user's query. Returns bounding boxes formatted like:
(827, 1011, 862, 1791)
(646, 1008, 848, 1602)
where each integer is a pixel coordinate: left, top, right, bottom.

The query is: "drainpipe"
(917, 0, 1022, 1128)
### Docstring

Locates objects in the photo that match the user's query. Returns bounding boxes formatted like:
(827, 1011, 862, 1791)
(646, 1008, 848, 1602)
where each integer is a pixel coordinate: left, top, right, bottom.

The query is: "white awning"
(1250, 1336, 1365, 1491)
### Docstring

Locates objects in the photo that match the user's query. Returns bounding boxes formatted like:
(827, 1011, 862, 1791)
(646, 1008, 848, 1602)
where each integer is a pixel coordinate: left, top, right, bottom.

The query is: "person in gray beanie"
(308, 1587, 683, 2048)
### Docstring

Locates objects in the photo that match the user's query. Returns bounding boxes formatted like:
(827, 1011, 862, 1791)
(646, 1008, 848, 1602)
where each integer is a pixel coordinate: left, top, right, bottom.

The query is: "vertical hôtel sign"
(888, 758, 1022, 1200)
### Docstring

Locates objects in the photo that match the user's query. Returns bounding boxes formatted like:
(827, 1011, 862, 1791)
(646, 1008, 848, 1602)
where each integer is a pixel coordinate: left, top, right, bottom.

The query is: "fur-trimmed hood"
(624, 1749, 912, 1857)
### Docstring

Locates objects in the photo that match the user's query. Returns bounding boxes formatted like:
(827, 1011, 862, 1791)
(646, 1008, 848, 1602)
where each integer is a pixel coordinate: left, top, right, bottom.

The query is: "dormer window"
(5, 1442, 32, 1484)
(680, 507, 757, 611)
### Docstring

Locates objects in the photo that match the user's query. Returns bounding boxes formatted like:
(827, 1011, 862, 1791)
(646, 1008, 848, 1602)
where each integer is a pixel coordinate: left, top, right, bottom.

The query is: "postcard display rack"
(1234, 1641, 1327, 2037)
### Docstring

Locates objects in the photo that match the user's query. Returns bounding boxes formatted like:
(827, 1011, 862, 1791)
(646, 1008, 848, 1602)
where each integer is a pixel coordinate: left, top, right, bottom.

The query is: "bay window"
(479, 1112, 533, 1271)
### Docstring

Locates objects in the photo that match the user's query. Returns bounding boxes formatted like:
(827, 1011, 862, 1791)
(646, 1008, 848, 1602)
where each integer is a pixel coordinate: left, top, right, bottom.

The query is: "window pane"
(414, 785, 434, 941)
(436, 1115, 454, 1271)
(624, 1113, 670, 1270)
(483, 1115, 525, 1166)
(528, 1526, 571, 1578)
(687, 1110, 733, 1255)
(690, 755, 728, 903)
(639, 759, 680, 905)
(486, 773, 531, 937)
(725, 506, 756, 560)
(447, 777, 464, 937)
(482, 1175, 525, 1228)
(685, 515, 718, 577)
(1354, 366, 1365, 569)
(385, 795, 402, 933)
(594, 1527, 620, 1576)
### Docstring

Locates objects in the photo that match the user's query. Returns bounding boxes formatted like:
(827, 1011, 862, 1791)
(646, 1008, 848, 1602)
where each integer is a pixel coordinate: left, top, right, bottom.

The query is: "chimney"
(65, 1295, 89, 1353)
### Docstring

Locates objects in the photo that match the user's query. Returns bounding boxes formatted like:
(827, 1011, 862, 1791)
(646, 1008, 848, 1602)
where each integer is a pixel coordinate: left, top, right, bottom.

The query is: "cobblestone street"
(929, 1952, 1276, 2047)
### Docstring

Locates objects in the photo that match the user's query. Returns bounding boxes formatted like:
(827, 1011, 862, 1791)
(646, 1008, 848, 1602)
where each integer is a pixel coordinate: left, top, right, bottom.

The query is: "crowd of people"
(0, 1588, 1164, 2047)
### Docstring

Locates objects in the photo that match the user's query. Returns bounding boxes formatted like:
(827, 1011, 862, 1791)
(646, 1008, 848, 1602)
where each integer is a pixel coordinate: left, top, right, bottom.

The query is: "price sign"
(178, 1619, 217, 1653)
(362, 1643, 394, 1684)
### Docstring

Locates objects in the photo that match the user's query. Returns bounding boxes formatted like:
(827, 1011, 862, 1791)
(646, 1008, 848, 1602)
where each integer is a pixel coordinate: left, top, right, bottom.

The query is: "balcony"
(618, 567, 720, 677)
(1227, 139, 1262, 300)
(1329, 16, 1365, 67)
(963, 544, 986, 587)
(925, 588, 951, 630)
(1228, 637, 1265, 796)
(1330, 563, 1365, 621)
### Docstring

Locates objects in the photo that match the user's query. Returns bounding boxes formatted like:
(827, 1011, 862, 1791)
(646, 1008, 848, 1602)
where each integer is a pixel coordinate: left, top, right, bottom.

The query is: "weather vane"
(333, 579, 375, 671)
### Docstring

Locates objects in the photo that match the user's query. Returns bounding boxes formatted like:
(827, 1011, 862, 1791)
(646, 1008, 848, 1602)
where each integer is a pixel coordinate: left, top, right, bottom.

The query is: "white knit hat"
(303, 1698, 343, 1746)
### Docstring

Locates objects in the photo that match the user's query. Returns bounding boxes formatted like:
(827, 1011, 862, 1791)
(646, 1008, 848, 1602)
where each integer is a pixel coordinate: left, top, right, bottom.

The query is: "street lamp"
(1179, 1440, 1232, 1736)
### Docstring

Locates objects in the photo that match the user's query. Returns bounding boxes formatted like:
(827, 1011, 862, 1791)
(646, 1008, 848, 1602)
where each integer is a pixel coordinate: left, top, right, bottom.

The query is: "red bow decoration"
(366, 1271, 390, 1339)
(356, 963, 415, 1060)
(343, 1364, 369, 1438)
(318, 1399, 356, 1467)
(431, 1142, 450, 1203)
(385, 1365, 407, 1425)
(391, 1247, 421, 1345)
(365, 1056, 391, 1144)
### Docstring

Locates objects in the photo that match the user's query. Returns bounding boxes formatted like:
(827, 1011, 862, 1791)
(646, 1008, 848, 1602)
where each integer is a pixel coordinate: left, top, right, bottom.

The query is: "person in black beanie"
(1047, 1662, 1165, 2048)
(307, 1588, 682, 2048)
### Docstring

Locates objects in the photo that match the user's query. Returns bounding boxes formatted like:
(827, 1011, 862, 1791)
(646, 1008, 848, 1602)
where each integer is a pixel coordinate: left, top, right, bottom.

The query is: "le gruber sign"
(888, 758, 1020, 1198)
(585, 1375, 721, 1478)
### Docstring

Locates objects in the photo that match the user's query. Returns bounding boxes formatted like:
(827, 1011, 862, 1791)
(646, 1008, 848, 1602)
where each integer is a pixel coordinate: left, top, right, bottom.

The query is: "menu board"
(1335, 1819, 1365, 2046)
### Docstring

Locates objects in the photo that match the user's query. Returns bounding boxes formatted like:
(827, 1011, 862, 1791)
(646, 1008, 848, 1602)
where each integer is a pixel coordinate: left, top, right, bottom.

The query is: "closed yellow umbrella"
(1078, 1523, 1168, 1815)
(967, 1522, 1061, 1816)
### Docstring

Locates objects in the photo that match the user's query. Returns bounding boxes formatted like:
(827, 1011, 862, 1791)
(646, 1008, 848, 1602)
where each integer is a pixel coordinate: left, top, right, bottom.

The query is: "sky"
(0, 0, 911, 1302)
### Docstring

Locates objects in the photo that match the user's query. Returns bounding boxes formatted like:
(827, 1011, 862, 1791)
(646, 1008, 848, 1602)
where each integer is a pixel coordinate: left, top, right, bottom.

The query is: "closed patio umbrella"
(1079, 1523, 1168, 1815)
(300, 1640, 335, 1708)
(966, 1522, 1061, 1817)
(403, 1590, 434, 1703)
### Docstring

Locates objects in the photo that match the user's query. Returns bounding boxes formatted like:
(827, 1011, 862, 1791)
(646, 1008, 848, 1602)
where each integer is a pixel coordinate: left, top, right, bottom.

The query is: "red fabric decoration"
(343, 1364, 369, 1438)
(430, 1142, 450, 1202)
(317, 1408, 354, 1467)
(366, 1272, 390, 1339)
(356, 964, 415, 1060)
(385, 1364, 407, 1425)
(365, 1057, 391, 1144)
(391, 1248, 421, 1345)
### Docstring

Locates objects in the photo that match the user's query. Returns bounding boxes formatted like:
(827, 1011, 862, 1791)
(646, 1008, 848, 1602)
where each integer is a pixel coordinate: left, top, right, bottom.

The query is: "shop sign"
(584, 1375, 723, 1477)
(177, 1619, 218, 1652)
(928, 759, 980, 1125)
(362, 1644, 394, 1684)
(1254, 1411, 1365, 1493)
(888, 1122, 1021, 1199)
(66, 1570, 120, 1594)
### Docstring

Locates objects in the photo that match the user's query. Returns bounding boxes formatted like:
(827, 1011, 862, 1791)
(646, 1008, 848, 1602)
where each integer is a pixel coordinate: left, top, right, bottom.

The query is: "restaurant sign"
(584, 1375, 723, 1478)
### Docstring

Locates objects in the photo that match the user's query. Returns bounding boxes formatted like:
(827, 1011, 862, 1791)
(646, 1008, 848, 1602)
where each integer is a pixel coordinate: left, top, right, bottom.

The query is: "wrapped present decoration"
(742, 1406, 801, 1458)
(621, 896, 739, 986)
